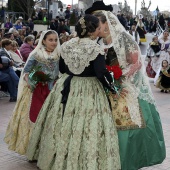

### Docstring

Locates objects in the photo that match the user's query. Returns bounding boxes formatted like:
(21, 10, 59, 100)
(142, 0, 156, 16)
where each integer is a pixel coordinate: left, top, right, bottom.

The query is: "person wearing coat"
(19, 35, 35, 62)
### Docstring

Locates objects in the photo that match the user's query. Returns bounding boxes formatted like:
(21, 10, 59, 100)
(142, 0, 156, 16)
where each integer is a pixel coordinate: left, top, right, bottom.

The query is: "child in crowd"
(146, 36, 161, 77)
(129, 25, 140, 45)
(156, 60, 170, 93)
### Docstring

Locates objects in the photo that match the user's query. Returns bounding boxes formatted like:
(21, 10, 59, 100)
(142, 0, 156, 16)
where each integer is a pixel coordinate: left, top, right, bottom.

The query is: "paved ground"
(0, 33, 170, 170)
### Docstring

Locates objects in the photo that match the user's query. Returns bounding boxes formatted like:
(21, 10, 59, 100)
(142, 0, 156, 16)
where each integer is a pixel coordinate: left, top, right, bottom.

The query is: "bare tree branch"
(13, 0, 37, 18)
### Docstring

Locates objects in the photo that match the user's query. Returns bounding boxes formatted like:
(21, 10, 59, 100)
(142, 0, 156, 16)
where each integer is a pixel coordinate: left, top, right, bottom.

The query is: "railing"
(155, 22, 164, 37)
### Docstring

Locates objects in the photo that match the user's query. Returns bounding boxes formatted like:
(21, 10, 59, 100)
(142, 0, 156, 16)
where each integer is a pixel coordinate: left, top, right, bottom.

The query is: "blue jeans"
(0, 67, 19, 98)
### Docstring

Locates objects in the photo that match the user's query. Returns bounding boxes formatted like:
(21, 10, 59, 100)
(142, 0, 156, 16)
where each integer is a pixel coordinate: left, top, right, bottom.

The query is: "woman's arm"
(59, 56, 66, 74)
(23, 56, 37, 85)
(93, 54, 115, 93)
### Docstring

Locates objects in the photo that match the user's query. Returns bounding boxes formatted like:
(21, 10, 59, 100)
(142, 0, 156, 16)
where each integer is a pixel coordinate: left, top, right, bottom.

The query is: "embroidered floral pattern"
(27, 75, 121, 170)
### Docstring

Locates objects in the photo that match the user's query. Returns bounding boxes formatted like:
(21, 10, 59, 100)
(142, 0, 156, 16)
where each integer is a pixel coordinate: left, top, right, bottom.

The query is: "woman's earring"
(104, 27, 108, 34)
(90, 34, 95, 40)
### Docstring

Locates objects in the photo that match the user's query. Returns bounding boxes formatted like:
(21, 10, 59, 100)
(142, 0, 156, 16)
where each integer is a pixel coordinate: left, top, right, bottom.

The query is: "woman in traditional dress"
(4, 30, 60, 155)
(85, 1, 166, 170)
(136, 15, 147, 44)
(26, 15, 121, 170)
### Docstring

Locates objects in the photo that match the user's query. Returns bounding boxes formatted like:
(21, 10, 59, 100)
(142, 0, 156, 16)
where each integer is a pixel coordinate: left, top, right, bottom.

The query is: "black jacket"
(0, 48, 12, 70)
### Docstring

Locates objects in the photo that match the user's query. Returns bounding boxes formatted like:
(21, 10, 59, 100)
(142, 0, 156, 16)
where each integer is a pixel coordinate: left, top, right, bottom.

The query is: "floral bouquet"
(106, 65, 125, 96)
(28, 65, 52, 92)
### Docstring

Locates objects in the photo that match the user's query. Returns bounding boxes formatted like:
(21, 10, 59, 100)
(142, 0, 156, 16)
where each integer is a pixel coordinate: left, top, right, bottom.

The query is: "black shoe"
(9, 97, 17, 102)
(160, 90, 164, 92)
(165, 90, 168, 93)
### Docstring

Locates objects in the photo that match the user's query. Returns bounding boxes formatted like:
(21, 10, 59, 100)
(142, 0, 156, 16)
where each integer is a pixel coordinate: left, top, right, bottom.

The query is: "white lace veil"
(101, 11, 156, 127)
(29, 30, 60, 61)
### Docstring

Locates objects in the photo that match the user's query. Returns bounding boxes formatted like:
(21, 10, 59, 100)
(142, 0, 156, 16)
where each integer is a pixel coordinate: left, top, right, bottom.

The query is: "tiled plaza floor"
(0, 82, 170, 170)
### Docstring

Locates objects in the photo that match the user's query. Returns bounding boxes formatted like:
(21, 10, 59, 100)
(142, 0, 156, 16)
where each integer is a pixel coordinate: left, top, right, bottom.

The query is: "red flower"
(34, 71, 45, 76)
(106, 65, 122, 80)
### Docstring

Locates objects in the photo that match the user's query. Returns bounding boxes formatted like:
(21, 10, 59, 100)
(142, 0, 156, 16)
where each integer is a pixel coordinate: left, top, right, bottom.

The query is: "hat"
(18, 16, 23, 19)
(4, 32, 13, 38)
(85, 1, 113, 14)
(138, 14, 143, 19)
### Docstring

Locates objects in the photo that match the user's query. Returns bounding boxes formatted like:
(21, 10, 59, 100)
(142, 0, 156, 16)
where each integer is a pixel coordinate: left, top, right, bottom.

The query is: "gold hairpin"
(79, 17, 86, 35)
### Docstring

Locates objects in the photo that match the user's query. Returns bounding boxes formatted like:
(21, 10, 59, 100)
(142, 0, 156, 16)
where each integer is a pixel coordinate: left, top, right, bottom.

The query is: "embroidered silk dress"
(98, 11, 165, 170)
(26, 37, 121, 170)
(4, 30, 60, 155)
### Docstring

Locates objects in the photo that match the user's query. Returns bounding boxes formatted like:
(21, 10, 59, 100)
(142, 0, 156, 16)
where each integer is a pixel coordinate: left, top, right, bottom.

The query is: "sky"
(61, 0, 170, 13)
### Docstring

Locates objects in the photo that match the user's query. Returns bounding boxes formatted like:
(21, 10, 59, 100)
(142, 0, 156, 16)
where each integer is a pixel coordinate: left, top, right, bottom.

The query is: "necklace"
(45, 49, 54, 53)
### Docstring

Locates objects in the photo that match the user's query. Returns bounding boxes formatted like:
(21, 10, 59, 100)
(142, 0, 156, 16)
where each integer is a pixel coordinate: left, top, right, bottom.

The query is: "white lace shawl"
(61, 37, 105, 74)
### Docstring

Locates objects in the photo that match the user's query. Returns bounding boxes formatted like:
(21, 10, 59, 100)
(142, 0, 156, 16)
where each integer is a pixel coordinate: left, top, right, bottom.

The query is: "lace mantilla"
(103, 11, 157, 127)
(61, 37, 105, 74)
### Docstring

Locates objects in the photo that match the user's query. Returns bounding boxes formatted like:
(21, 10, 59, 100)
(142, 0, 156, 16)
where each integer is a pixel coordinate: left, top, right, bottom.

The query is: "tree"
(8, 0, 39, 18)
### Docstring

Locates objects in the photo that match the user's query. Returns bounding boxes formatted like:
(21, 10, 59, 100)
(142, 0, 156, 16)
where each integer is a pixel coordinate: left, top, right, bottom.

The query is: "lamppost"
(135, 0, 137, 16)
(47, 0, 51, 29)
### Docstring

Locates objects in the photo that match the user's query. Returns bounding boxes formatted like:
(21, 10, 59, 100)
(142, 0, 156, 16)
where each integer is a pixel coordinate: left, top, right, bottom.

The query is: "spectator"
(3, 32, 14, 40)
(159, 14, 165, 30)
(9, 41, 24, 65)
(13, 30, 23, 47)
(18, 16, 25, 26)
(14, 20, 22, 30)
(9, 41, 24, 77)
(49, 10, 53, 21)
(50, 19, 58, 31)
(57, 20, 70, 35)
(65, 7, 71, 19)
(19, 36, 35, 62)
(0, 39, 19, 102)
(129, 24, 140, 45)
(118, 14, 127, 29)
(58, 8, 65, 20)
(4, 18, 13, 29)
(27, 18, 34, 31)
(38, 9, 43, 20)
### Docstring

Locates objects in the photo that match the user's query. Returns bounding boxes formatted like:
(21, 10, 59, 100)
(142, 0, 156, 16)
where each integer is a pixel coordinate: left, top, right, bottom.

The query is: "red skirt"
(29, 83, 50, 123)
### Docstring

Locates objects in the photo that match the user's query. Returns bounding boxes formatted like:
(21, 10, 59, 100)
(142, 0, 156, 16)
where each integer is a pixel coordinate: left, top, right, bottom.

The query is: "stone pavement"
(0, 83, 170, 170)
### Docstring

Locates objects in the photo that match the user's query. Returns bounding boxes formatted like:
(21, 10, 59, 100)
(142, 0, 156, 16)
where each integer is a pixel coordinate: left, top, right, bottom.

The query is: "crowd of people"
(146, 30, 170, 93)
(0, 1, 167, 170)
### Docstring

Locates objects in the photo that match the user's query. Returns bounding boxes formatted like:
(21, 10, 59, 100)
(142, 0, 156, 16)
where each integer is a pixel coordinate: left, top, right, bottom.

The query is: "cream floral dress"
(26, 37, 121, 170)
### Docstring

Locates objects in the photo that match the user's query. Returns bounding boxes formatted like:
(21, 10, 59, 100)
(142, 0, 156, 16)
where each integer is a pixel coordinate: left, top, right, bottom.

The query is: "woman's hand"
(24, 73, 31, 89)
(112, 88, 128, 99)
(120, 88, 128, 98)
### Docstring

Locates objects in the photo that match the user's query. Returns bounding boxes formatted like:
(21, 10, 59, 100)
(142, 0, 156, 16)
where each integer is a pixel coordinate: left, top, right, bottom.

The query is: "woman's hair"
(1, 39, 12, 48)
(162, 60, 168, 67)
(24, 35, 34, 43)
(33, 31, 38, 38)
(163, 30, 169, 35)
(75, 14, 99, 38)
(11, 40, 19, 47)
(93, 11, 107, 24)
(43, 30, 57, 40)
(152, 36, 158, 41)
(15, 20, 20, 25)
